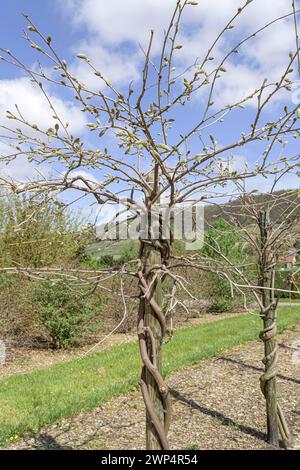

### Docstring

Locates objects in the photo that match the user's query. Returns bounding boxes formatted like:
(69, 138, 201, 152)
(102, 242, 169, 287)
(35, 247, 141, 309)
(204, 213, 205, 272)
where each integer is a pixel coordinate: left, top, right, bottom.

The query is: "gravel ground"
(8, 326, 300, 451)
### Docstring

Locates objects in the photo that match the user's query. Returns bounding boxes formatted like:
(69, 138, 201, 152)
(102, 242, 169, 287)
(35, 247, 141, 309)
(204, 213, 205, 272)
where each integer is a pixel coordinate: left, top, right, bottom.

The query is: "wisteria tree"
(1, 0, 300, 450)
(198, 181, 300, 448)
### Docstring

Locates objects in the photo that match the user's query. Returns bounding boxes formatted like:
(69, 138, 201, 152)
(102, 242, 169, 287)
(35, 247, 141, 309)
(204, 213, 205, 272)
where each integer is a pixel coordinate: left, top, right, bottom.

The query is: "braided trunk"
(260, 304, 279, 446)
(258, 211, 292, 448)
(137, 241, 171, 450)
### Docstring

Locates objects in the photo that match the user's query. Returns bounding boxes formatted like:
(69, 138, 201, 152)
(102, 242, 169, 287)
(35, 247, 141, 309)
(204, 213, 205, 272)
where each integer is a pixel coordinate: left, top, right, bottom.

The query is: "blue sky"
(0, 1, 73, 78)
(0, 0, 300, 223)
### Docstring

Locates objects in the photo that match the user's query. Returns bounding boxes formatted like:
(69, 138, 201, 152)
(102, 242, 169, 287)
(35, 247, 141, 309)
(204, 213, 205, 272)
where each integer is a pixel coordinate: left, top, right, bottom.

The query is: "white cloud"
(66, 169, 100, 187)
(71, 43, 141, 90)
(178, 0, 295, 106)
(0, 77, 87, 135)
(0, 141, 51, 182)
(60, 0, 297, 105)
(207, 63, 262, 108)
(61, 0, 178, 89)
(221, 154, 248, 173)
(63, 0, 176, 50)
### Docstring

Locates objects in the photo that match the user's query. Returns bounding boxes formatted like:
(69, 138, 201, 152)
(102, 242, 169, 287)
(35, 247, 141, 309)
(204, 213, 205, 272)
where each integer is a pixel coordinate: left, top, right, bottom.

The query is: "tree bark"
(258, 210, 279, 447)
(138, 240, 170, 450)
(257, 210, 293, 448)
(144, 244, 164, 450)
(262, 307, 279, 446)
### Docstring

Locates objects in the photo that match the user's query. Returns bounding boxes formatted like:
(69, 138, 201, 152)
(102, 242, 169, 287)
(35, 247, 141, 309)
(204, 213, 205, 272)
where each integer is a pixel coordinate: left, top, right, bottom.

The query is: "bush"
(0, 193, 93, 268)
(0, 275, 39, 339)
(276, 268, 300, 299)
(201, 219, 249, 312)
(31, 282, 95, 348)
(211, 297, 232, 313)
(208, 275, 233, 312)
(0, 273, 109, 347)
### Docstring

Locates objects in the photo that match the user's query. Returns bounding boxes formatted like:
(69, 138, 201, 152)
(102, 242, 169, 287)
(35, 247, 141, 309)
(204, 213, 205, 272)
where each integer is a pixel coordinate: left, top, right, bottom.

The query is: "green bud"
(77, 54, 88, 61)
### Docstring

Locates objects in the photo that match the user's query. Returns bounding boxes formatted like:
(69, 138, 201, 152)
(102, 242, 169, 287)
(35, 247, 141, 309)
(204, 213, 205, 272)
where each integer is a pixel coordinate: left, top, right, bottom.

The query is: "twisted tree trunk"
(258, 211, 292, 448)
(137, 240, 171, 450)
(260, 303, 279, 446)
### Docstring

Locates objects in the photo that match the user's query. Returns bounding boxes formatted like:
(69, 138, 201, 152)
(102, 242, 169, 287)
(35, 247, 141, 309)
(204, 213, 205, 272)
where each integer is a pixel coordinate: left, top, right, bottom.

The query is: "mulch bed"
(8, 326, 300, 450)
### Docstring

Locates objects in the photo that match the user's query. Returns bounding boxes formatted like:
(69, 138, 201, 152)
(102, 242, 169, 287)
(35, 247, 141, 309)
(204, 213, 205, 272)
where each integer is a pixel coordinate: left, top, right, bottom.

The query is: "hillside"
(86, 190, 300, 260)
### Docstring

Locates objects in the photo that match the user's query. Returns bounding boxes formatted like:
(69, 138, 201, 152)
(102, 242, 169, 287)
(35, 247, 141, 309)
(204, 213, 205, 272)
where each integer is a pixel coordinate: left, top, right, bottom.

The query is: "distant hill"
(205, 190, 300, 226)
(86, 190, 300, 259)
(85, 239, 139, 261)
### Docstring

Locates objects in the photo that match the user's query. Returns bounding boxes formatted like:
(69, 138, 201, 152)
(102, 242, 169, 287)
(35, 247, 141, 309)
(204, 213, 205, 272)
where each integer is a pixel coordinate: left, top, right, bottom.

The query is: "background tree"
(199, 184, 300, 448)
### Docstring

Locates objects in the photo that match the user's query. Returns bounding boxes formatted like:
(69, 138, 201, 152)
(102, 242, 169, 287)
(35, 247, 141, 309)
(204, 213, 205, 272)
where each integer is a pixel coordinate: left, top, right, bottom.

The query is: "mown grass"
(0, 306, 299, 446)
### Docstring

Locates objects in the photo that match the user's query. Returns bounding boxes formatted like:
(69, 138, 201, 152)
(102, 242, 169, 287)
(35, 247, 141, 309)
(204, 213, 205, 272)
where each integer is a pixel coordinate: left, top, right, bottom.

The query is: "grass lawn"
(1, 306, 300, 446)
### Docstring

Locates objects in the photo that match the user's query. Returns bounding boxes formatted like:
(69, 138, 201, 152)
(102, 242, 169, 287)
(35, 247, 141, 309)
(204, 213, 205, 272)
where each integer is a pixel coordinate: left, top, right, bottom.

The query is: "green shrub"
(0, 193, 92, 268)
(211, 296, 232, 313)
(100, 254, 117, 267)
(201, 219, 249, 312)
(31, 282, 95, 348)
(120, 242, 139, 261)
(208, 275, 233, 312)
(276, 268, 300, 299)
